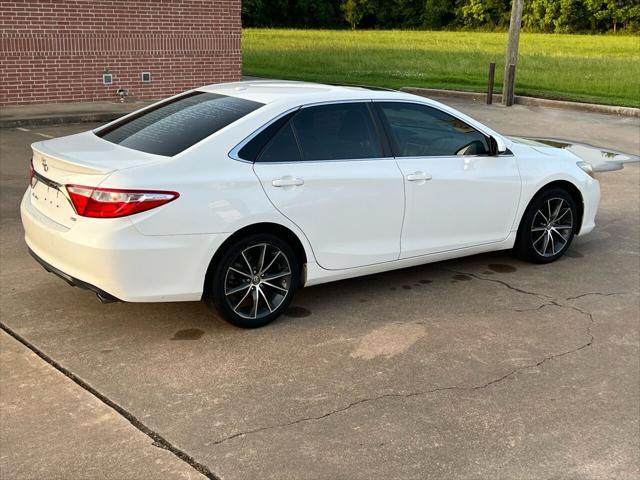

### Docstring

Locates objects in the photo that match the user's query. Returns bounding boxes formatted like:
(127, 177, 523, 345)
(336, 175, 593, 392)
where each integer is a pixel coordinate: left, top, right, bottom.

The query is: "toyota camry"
(21, 81, 600, 327)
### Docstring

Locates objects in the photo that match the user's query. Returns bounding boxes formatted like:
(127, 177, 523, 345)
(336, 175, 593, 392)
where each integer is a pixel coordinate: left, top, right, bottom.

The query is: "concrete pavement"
(0, 99, 638, 479)
(0, 100, 154, 129)
(0, 331, 207, 480)
(444, 97, 640, 156)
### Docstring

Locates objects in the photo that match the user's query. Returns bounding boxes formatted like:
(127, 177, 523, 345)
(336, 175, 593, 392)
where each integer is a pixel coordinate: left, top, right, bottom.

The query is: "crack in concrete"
(513, 302, 555, 313)
(0, 322, 221, 480)
(2, 267, 617, 459)
(452, 269, 597, 353)
(449, 269, 554, 301)
(210, 271, 598, 447)
(565, 291, 632, 301)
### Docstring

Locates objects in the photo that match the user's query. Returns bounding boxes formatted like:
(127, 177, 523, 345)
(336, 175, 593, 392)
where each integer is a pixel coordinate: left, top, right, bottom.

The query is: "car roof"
(196, 80, 417, 107)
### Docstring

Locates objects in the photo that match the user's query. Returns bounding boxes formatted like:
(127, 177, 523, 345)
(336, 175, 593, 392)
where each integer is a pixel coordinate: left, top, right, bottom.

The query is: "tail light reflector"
(65, 185, 179, 218)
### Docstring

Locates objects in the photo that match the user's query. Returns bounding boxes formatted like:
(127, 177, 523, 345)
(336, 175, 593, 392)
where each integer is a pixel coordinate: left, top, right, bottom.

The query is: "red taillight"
(28, 158, 34, 183)
(65, 185, 179, 218)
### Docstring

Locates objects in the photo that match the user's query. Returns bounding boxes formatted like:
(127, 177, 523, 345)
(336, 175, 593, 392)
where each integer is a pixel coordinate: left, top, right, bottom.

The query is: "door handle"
(272, 176, 304, 187)
(406, 171, 432, 182)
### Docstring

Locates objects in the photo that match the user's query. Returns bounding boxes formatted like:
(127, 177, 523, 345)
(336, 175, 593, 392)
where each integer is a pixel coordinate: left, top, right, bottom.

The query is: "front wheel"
(206, 234, 300, 328)
(514, 188, 578, 263)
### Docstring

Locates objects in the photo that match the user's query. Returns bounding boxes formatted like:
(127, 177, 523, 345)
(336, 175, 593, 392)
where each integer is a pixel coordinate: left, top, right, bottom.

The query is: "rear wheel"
(206, 234, 300, 328)
(514, 188, 577, 263)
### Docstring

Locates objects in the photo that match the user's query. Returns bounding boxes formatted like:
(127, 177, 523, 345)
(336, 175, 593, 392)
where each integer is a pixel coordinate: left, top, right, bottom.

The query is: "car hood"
(508, 136, 640, 172)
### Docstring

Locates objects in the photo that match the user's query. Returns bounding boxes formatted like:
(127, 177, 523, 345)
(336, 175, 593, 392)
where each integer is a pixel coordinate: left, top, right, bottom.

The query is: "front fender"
(512, 143, 600, 235)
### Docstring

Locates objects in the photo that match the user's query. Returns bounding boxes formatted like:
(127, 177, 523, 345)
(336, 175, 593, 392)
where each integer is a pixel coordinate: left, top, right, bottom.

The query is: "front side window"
(376, 102, 490, 157)
(97, 91, 263, 157)
(291, 103, 382, 161)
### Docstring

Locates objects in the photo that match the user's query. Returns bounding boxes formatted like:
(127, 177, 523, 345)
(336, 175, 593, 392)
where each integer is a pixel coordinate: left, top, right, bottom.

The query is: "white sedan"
(21, 81, 600, 327)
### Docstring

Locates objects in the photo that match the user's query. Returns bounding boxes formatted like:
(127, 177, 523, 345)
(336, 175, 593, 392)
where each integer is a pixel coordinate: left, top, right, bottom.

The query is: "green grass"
(243, 29, 640, 108)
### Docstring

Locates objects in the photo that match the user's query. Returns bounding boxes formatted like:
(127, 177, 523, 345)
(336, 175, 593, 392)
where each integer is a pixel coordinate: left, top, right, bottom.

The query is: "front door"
(375, 101, 521, 258)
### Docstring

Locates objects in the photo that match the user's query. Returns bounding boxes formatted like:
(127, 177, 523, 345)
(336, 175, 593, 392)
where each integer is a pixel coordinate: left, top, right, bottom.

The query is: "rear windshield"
(96, 91, 263, 156)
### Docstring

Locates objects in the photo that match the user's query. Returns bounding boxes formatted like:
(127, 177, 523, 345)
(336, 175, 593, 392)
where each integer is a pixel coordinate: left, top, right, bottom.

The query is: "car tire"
(206, 233, 300, 328)
(514, 187, 578, 264)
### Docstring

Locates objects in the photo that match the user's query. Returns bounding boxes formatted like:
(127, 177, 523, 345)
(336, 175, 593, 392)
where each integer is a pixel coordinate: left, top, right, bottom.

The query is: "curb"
(400, 87, 640, 118)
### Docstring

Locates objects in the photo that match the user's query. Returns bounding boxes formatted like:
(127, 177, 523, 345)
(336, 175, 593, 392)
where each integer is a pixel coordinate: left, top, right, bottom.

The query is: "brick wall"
(0, 0, 242, 105)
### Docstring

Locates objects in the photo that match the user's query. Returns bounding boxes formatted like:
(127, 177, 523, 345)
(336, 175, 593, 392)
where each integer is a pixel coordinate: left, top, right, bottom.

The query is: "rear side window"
(376, 102, 490, 157)
(237, 110, 298, 162)
(259, 123, 301, 162)
(292, 103, 382, 161)
(96, 91, 263, 157)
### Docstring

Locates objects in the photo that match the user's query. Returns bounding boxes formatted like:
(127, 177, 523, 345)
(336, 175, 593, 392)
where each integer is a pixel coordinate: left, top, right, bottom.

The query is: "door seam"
(251, 162, 320, 265)
(392, 158, 407, 260)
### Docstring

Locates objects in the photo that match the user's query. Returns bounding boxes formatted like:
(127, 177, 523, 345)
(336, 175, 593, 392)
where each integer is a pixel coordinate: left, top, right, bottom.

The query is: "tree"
(241, 0, 264, 26)
(623, 1, 640, 31)
(342, 0, 367, 29)
(523, 0, 561, 32)
(241, 0, 290, 27)
(293, 0, 344, 28)
(242, 0, 639, 32)
(554, 0, 591, 32)
(387, 0, 426, 28)
(422, 0, 456, 29)
(457, 0, 510, 29)
(586, 0, 640, 32)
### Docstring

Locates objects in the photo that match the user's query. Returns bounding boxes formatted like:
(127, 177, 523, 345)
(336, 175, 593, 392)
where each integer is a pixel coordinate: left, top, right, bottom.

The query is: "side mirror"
(489, 135, 507, 155)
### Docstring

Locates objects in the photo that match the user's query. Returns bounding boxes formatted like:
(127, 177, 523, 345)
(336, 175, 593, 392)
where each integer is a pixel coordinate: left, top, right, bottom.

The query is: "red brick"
(0, 0, 241, 105)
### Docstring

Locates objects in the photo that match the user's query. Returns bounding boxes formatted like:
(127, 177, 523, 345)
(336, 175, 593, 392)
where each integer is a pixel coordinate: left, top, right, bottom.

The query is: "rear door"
(375, 101, 521, 258)
(252, 102, 405, 270)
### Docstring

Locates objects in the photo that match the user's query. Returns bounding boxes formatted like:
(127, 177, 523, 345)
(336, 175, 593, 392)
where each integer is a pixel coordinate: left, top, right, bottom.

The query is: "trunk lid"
(30, 131, 165, 228)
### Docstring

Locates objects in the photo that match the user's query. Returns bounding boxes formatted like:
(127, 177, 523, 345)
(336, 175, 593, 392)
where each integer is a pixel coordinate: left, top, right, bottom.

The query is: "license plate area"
(30, 174, 75, 226)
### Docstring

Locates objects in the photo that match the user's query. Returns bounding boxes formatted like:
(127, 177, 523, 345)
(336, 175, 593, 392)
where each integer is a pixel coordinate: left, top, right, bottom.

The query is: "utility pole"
(502, 0, 524, 106)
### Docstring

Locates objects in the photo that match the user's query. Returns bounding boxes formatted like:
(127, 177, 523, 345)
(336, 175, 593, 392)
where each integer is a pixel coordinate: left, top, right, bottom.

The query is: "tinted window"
(291, 103, 382, 161)
(97, 91, 263, 157)
(258, 123, 301, 162)
(377, 102, 490, 157)
(238, 110, 298, 161)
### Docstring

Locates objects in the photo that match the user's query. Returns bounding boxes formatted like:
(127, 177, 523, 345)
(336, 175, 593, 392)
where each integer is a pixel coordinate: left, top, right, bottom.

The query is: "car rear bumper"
(28, 248, 121, 303)
(20, 189, 228, 302)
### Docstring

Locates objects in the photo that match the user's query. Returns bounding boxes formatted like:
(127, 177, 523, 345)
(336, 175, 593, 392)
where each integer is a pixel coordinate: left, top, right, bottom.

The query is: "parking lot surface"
(1, 101, 639, 479)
